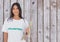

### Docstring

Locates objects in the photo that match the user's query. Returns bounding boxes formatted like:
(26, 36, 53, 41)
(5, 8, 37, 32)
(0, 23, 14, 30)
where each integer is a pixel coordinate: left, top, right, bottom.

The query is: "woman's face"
(12, 5, 19, 16)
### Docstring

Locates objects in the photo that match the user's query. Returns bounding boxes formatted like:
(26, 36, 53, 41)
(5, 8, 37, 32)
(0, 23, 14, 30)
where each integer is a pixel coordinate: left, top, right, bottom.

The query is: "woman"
(2, 2, 30, 42)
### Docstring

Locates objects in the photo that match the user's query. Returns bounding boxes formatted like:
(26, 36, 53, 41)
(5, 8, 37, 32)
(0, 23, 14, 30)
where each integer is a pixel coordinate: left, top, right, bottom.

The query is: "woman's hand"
(25, 27, 30, 35)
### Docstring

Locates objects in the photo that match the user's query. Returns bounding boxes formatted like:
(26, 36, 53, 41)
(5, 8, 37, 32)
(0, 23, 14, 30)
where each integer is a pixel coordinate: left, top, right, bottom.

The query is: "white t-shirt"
(2, 18, 29, 42)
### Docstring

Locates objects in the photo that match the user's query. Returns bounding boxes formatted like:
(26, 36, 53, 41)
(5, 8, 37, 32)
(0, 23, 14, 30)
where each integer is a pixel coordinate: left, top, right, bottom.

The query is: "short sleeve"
(2, 18, 8, 33)
(24, 19, 29, 29)
(23, 19, 29, 34)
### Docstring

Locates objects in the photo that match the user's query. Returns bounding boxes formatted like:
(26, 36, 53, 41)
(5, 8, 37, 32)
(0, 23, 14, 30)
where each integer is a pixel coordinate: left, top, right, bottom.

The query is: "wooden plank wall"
(0, 0, 60, 42)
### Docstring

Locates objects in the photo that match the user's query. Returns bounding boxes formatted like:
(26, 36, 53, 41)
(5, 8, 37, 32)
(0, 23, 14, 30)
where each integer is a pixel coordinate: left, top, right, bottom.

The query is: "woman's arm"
(26, 27, 30, 35)
(22, 27, 30, 40)
(3, 32, 8, 42)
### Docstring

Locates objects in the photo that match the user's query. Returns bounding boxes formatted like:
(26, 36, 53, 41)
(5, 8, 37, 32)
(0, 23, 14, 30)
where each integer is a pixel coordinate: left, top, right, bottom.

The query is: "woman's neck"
(13, 16, 21, 20)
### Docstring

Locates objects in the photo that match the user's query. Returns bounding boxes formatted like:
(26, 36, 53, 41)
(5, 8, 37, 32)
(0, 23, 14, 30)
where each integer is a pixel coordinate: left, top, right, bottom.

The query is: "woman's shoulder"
(22, 18, 28, 23)
(22, 18, 29, 25)
(4, 17, 12, 23)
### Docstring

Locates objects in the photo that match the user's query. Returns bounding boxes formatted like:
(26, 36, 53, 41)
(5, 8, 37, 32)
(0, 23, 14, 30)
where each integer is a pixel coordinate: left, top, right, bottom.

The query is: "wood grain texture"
(24, 0, 30, 23)
(44, 0, 50, 42)
(50, 0, 57, 42)
(30, 0, 38, 42)
(37, 0, 43, 42)
(4, 0, 10, 19)
(0, 0, 4, 42)
(57, 0, 60, 42)
(0, 0, 60, 42)
(11, 0, 17, 6)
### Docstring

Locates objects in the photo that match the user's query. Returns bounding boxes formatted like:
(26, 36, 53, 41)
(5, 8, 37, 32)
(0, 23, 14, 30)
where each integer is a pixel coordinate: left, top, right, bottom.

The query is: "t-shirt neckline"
(13, 18, 23, 21)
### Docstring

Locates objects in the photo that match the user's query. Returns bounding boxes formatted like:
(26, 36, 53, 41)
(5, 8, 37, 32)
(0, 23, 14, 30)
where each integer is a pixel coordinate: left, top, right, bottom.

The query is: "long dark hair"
(10, 2, 23, 19)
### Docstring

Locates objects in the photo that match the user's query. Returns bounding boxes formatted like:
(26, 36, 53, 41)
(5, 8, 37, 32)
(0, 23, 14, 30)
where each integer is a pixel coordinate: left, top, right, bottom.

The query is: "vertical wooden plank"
(37, 0, 43, 42)
(24, 0, 31, 42)
(18, 0, 24, 17)
(30, 0, 38, 42)
(44, 0, 50, 42)
(0, 0, 3, 42)
(4, 0, 11, 19)
(50, 0, 57, 42)
(57, 0, 60, 42)
(56, 0, 58, 42)
(11, 0, 17, 6)
(24, 0, 30, 23)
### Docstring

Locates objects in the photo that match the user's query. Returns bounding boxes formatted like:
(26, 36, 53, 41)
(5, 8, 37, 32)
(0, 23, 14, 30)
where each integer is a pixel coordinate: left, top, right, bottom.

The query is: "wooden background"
(0, 0, 60, 42)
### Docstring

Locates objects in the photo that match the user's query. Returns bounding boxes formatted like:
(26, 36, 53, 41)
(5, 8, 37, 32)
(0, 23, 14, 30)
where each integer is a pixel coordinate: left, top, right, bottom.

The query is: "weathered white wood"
(57, 0, 60, 42)
(4, 0, 10, 19)
(44, 0, 50, 42)
(37, 0, 43, 42)
(24, 0, 30, 21)
(0, 0, 4, 42)
(51, 0, 57, 42)
(18, 0, 24, 17)
(24, 0, 30, 23)
(1, 0, 60, 42)
(30, 0, 38, 42)
(58, 7, 60, 42)
(24, 0, 31, 42)
(11, 0, 17, 6)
